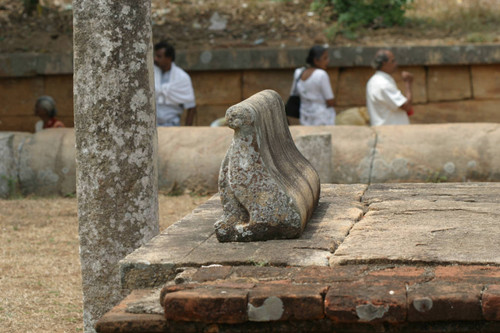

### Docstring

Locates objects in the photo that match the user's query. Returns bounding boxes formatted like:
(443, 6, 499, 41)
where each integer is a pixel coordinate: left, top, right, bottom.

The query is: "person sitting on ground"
(154, 41, 197, 126)
(34, 96, 65, 131)
(366, 49, 414, 126)
(290, 45, 336, 126)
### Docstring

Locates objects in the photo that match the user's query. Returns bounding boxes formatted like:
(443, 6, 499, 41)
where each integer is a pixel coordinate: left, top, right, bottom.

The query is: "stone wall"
(2, 123, 500, 198)
(1, 45, 499, 131)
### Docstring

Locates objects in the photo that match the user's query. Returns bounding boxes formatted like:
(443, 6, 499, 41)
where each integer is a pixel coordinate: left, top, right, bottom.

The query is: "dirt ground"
(0, 193, 211, 332)
(1, 0, 499, 54)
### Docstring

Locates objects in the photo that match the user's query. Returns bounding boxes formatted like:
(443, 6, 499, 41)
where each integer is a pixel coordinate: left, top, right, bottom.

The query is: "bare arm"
(326, 98, 335, 108)
(400, 71, 413, 112)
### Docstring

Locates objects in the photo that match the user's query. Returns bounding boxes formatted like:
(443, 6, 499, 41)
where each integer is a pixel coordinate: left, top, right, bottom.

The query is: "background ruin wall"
(1, 45, 499, 132)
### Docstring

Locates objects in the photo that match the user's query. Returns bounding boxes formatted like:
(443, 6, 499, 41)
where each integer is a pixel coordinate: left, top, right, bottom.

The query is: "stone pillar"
(73, 1, 159, 332)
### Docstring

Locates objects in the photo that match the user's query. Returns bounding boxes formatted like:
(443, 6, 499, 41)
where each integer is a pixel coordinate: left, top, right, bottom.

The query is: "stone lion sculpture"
(215, 90, 320, 242)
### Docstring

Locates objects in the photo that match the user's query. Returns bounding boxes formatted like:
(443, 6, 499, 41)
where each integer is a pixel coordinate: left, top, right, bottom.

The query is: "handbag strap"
(292, 67, 306, 95)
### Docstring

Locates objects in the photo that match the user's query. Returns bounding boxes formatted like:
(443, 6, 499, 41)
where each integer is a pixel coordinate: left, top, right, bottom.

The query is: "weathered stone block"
(371, 123, 500, 183)
(59, 130, 76, 196)
(335, 67, 373, 106)
(18, 128, 75, 196)
(412, 100, 500, 124)
(471, 65, 500, 100)
(44, 75, 74, 117)
(428, 66, 471, 102)
(332, 183, 500, 266)
(215, 90, 320, 242)
(326, 68, 340, 92)
(243, 69, 293, 101)
(189, 71, 242, 105)
(0, 133, 16, 198)
(290, 126, 375, 184)
(0, 77, 44, 116)
(294, 134, 333, 183)
(157, 127, 232, 194)
(0, 116, 35, 132)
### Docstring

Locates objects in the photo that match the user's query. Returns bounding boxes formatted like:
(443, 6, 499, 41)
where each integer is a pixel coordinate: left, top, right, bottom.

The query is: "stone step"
(99, 182, 500, 332)
(97, 264, 500, 332)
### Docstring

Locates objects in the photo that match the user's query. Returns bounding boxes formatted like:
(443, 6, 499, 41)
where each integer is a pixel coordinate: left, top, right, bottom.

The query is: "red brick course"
(434, 265, 500, 284)
(248, 282, 327, 321)
(325, 279, 407, 324)
(164, 287, 248, 323)
(96, 264, 500, 332)
(407, 281, 483, 322)
(191, 265, 233, 282)
(482, 284, 500, 321)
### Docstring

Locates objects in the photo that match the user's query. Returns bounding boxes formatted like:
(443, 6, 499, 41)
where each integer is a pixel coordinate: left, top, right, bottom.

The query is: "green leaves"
(312, 0, 413, 38)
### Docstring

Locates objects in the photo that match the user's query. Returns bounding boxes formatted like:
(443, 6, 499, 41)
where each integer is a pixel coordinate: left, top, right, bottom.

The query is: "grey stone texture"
(294, 133, 333, 183)
(73, 1, 158, 332)
(215, 90, 320, 242)
(18, 128, 75, 196)
(331, 182, 500, 266)
(156, 126, 232, 194)
(0, 131, 33, 197)
(3, 123, 500, 196)
(371, 123, 500, 183)
(0, 133, 16, 198)
(121, 183, 500, 292)
(120, 184, 367, 290)
(3, 45, 500, 77)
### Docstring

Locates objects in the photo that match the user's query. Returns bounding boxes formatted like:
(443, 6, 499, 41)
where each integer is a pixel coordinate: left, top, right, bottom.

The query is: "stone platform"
(96, 183, 500, 332)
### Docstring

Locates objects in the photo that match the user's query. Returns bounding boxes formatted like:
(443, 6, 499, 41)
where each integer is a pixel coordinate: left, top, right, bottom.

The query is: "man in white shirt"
(366, 49, 413, 126)
(154, 41, 196, 126)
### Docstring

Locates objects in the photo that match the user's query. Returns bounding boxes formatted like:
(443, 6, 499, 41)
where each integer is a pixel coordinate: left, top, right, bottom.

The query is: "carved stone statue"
(215, 90, 320, 242)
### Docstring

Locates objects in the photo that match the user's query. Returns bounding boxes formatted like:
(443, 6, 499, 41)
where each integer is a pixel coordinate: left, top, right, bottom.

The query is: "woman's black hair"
(36, 96, 57, 118)
(306, 45, 327, 67)
(154, 41, 176, 61)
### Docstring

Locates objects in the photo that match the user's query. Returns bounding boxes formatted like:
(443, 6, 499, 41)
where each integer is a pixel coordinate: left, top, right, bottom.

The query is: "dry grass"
(406, 0, 500, 43)
(0, 194, 211, 332)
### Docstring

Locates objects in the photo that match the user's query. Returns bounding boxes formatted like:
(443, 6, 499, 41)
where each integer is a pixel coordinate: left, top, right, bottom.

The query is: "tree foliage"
(312, 0, 413, 38)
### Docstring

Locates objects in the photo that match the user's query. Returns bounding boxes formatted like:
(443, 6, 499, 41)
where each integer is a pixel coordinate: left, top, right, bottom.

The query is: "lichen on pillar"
(215, 89, 320, 242)
(73, 1, 158, 332)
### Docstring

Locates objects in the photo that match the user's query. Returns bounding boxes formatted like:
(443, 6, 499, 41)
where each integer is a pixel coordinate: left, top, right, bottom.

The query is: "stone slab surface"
(120, 184, 367, 289)
(331, 183, 500, 266)
(121, 182, 500, 290)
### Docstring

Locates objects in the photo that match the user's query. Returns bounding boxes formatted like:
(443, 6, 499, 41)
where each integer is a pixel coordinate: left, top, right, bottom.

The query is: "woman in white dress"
(291, 45, 336, 126)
